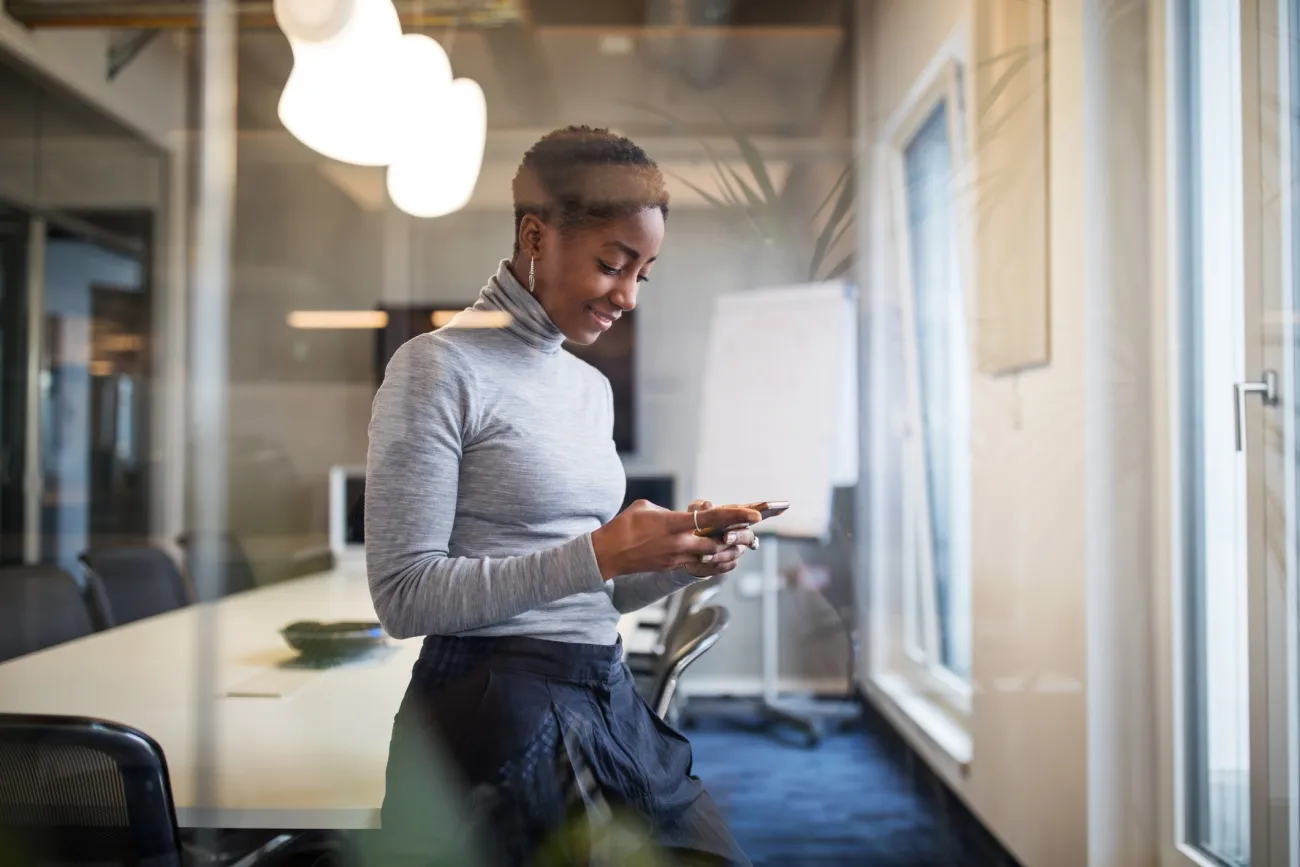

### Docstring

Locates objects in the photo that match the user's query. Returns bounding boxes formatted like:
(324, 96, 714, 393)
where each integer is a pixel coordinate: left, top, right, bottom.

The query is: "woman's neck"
(506, 255, 532, 292)
(474, 259, 566, 353)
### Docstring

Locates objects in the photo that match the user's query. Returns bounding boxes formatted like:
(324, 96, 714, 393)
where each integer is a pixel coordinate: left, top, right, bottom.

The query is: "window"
(903, 101, 972, 681)
(873, 45, 973, 718)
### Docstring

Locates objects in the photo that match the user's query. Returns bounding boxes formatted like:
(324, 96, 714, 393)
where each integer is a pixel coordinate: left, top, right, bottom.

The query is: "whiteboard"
(693, 282, 857, 540)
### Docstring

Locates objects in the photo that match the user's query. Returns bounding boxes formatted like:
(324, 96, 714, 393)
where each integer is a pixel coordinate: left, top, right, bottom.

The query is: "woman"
(367, 126, 758, 866)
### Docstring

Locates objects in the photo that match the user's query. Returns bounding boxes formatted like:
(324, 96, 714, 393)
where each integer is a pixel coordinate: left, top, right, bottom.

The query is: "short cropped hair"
(512, 125, 669, 253)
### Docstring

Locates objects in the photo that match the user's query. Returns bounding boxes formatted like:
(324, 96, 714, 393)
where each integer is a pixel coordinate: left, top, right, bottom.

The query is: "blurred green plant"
(634, 104, 856, 284)
(533, 806, 672, 867)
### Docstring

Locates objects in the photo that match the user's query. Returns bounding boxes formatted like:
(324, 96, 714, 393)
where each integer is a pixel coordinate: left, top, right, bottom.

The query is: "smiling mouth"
(587, 306, 618, 329)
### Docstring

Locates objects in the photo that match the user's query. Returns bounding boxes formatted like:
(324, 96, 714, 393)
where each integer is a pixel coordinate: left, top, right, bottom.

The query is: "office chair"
(79, 546, 191, 630)
(0, 566, 96, 664)
(626, 573, 728, 678)
(648, 605, 731, 720)
(176, 532, 257, 598)
(678, 573, 725, 618)
(0, 713, 182, 866)
(281, 545, 335, 581)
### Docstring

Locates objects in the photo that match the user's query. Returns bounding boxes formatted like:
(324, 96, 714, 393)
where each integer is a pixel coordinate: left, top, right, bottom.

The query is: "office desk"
(0, 563, 650, 830)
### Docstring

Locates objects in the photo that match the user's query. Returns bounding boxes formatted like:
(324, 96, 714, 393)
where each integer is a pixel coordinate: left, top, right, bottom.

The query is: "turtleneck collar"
(468, 259, 567, 354)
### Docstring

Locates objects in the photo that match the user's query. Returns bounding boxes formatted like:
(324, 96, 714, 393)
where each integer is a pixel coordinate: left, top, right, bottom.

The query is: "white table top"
(0, 564, 652, 830)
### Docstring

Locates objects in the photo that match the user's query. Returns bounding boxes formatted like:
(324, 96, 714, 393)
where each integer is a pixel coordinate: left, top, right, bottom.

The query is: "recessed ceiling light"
(599, 34, 634, 56)
(287, 310, 389, 329)
(432, 310, 511, 328)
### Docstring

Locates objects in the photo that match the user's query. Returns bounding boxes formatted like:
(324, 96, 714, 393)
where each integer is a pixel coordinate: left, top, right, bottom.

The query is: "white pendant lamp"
(383, 32, 455, 167)
(276, 0, 403, 166)
(272, 0, 356, 44)
(387, 77, 487, 218)
(393, 32, 452, 99)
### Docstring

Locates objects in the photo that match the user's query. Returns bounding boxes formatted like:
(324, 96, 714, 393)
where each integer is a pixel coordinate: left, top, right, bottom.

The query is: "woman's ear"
(518, 214, 545, 260)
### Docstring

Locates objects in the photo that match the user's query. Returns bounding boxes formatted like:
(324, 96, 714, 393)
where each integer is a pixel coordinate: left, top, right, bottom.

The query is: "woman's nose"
(609, 279, 639, 312)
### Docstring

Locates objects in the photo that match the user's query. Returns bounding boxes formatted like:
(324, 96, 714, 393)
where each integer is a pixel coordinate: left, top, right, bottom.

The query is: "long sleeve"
(596, 374, 701, 615)
(609, 570, 700, 614)
(365, 337, 606, 639)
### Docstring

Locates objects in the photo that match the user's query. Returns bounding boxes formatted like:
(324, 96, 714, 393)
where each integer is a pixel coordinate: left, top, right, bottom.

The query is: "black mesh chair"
(79, 546, 192, 630)
(645, 605, 731, 719)
(175, 533, 257, 598)
(0, 566, 96, 664)
(0, 714, 181, 866)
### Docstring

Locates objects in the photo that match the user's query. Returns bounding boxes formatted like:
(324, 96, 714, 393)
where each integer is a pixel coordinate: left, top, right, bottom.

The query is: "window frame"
(870, 29, 976, 724)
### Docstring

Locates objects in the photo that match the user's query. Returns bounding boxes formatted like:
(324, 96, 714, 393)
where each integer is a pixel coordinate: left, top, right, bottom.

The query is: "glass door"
(1254, 0, 1300, 863)
(1172, 1, 1298, 865)
(39, 218, 152, 572)
(1175, 2, 1255, 861)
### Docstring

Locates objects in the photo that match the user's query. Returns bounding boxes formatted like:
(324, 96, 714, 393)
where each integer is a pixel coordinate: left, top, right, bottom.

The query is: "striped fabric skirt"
(375, 634, 750, 867)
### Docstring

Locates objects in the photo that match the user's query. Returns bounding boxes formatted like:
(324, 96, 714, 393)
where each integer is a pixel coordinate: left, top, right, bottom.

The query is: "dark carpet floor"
(683, 710, 1006, 867)
(283, 704, 1017, 867)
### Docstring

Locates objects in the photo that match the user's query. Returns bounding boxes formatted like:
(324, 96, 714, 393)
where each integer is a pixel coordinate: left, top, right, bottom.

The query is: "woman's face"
(525, 207, 665, 346)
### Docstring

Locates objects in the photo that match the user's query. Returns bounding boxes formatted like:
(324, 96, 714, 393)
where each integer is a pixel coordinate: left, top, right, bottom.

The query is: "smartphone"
(694, 501, 790, 538)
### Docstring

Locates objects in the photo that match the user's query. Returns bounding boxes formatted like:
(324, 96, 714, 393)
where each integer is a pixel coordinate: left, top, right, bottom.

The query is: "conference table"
(0, 560, 654, 830)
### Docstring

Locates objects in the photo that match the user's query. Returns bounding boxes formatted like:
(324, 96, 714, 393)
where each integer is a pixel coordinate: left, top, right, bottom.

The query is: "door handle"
(1234, 369, 1279, 451)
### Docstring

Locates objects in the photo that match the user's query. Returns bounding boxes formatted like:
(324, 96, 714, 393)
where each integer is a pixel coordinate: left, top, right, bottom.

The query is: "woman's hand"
(591, 499, 761, 581)
(680, 499, 757, 579)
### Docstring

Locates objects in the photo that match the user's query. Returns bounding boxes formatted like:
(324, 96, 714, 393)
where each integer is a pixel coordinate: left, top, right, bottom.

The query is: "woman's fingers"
(690, 528, 755, 552)
(708, 544, 747, 565)
(684, 552, 743, 576)
(680, 535, 730, 558)
(727, 528, 756, 549)
(679, 505, 762, 536)
(684, 543, 749, 568)
(686, 499, 713, 513)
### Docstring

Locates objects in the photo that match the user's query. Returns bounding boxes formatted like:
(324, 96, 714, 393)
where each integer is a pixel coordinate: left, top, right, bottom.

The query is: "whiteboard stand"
(745, 535, 862, 747)
(756, 536, 820, 744)
(761, 536, 779, 705)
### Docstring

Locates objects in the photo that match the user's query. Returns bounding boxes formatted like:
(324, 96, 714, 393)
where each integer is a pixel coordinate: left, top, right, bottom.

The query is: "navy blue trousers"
(377, 634, 750, 867)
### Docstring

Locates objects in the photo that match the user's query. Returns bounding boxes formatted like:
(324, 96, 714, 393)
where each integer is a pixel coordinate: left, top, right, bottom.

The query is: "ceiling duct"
(680, 0, 730, 90)
(4, 0, 523, 28)
(625, 0, 847, 93)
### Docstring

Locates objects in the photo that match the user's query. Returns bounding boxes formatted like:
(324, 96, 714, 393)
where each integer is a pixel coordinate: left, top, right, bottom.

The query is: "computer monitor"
(623, 475, 675, 511)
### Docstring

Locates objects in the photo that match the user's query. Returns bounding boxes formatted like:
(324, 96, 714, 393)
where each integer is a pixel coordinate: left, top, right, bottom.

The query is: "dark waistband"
(418, 633, 627, 686)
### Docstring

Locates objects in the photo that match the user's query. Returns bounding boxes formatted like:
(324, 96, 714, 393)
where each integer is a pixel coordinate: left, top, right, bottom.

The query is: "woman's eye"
(637, 274, 651, 283)
(598, 260, 621, 275)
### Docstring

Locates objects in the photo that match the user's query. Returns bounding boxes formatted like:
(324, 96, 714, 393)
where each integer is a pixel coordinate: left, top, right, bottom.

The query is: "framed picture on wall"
(374, 305, 637, 454)
(973, 0, 1051, 374)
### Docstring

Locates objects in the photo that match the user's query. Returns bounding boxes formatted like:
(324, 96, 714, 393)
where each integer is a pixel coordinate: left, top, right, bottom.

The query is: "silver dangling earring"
(528, 257, 536, 294)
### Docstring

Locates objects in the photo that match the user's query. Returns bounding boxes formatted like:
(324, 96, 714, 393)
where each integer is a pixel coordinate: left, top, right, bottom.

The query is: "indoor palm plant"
(636, 105, 856, 285)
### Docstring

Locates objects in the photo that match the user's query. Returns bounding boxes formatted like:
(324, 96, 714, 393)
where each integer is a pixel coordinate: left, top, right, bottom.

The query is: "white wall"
(855, 1, 1160, 865)
(0, 18, 185, 151)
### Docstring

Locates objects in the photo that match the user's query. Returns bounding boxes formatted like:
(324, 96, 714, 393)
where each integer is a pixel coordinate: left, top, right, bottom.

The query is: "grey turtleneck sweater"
(366, 260, 699, 643)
